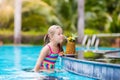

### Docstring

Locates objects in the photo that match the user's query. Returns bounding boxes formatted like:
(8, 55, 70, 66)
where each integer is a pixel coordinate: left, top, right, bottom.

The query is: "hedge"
(0, 34, 44, 45)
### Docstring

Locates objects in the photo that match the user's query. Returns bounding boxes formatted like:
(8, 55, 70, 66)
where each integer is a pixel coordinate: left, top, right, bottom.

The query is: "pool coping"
(62, 57, 120, 80)
(63, 57, 120, 68)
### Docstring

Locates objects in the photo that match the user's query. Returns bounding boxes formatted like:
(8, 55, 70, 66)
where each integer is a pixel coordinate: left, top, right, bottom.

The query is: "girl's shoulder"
(41, 45, 50, 53)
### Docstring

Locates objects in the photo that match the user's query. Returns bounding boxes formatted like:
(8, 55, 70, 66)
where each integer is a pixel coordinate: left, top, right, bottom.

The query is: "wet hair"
(44, 25, 63, 52)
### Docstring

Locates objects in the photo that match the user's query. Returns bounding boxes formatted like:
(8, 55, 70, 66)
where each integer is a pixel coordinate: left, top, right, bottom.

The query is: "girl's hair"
(44, 25, 61, 45)
(44, 34, 49, 45)
(44, 25, 63, 52)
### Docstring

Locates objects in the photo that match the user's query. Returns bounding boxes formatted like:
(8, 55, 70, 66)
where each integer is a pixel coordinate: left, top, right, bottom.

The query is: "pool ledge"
(62, 57, 120, 80)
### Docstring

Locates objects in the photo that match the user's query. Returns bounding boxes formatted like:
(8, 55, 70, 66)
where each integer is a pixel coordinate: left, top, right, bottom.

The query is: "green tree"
(0, 0, 14, 29)
(85, 0, 120, 33)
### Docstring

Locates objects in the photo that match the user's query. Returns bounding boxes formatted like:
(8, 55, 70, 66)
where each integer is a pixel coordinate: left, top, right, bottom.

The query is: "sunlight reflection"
(14, 47, 21, 69)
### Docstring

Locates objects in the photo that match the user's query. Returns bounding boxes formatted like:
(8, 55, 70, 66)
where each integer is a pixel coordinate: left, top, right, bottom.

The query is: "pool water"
(0, 45, 97, 80)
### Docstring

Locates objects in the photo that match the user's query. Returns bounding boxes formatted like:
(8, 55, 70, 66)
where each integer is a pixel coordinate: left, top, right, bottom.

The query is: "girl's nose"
(60, 35, 64, 38)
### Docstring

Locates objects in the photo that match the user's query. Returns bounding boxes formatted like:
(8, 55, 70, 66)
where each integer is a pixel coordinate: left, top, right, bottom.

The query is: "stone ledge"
(62, 57, 120, 80)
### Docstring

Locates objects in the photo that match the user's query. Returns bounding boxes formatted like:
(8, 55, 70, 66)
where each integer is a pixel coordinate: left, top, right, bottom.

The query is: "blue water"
(0, 46, 119, 80)
(76, 46, 120, 51)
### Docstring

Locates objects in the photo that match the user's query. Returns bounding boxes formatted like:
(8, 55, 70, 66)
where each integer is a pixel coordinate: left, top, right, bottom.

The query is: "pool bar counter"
(62, 57, 120, 80)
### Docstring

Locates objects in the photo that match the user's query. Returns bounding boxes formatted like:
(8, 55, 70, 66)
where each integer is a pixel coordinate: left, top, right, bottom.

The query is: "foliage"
(56, 0, 78, 32)
(0, 0, 120, 45)
(21, 0, 54, 32)
(84, 51, 103, 60)
(84, 29, 100, 34)
(0, 30, 45, 45)
(42, 0, 78, 32)
(85, 0, 120, 33)
(99, 37, 118, 47)
(0, 1, 14, 29)
(67, 33, 77, 42)
(110, 59, 120, 64)
(22, 14, 48, 32)
(0, 29, 13, 36)
(109, 13, 120, 33)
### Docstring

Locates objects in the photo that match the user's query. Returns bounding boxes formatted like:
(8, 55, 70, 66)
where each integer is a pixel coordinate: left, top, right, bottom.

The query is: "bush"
(84, 29, 100, 35)
(22, 34, 44, 45)
(110, 59, 120, 64)
(109, 13, 120, 33)
(0, 30, 45, 45)
(22, 14, 49, 32)
(99, 37, 119, 47)
(84, 51, 103, 60)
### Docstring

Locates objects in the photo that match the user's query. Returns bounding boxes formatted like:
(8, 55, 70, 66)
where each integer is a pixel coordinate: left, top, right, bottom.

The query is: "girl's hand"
(59, 51, 64, 56)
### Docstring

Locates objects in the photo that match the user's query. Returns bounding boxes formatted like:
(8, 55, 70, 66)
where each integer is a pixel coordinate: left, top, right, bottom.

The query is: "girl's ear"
(48, 34, 51, 40)
(48, 34, 50, 38)
(49, 34, 54, 40)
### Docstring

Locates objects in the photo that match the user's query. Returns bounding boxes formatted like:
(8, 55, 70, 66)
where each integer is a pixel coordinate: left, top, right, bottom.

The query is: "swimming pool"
(0, 46, 96, 80)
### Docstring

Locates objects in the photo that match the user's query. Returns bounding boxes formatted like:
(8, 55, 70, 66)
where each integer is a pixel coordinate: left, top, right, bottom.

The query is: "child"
(34, 25, 64, 72)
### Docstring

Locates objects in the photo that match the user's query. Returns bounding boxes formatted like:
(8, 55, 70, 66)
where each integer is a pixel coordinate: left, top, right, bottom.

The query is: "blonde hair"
(44, 25, 62, 45)
(44, 25, 63, 52)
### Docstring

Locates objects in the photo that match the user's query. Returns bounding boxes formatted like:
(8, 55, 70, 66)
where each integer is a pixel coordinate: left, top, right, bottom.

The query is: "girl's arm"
(59, 51, 64, 56)
(33, 45, 49, 72)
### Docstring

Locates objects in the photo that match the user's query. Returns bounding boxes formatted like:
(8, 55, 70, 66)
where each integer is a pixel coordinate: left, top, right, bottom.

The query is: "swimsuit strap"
(47, 45, 60, 53)
(47, 45, 53, 53)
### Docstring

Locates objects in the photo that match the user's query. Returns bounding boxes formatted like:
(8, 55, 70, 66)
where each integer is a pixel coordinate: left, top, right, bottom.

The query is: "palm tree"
(77, 0, 84, 43)
(14, 0, 22, 44)
(0, 0, 13, 28)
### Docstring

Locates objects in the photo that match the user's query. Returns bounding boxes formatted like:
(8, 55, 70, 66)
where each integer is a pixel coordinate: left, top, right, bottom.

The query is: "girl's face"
(52, 28, 64, 44)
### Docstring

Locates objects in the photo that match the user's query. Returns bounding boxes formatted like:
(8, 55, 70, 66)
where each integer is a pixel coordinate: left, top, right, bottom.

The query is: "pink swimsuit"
(40, 45, 60, 69)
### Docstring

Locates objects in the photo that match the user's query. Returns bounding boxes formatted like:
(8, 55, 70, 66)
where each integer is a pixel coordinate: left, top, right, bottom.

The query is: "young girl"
(34, 25, 64, 72)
